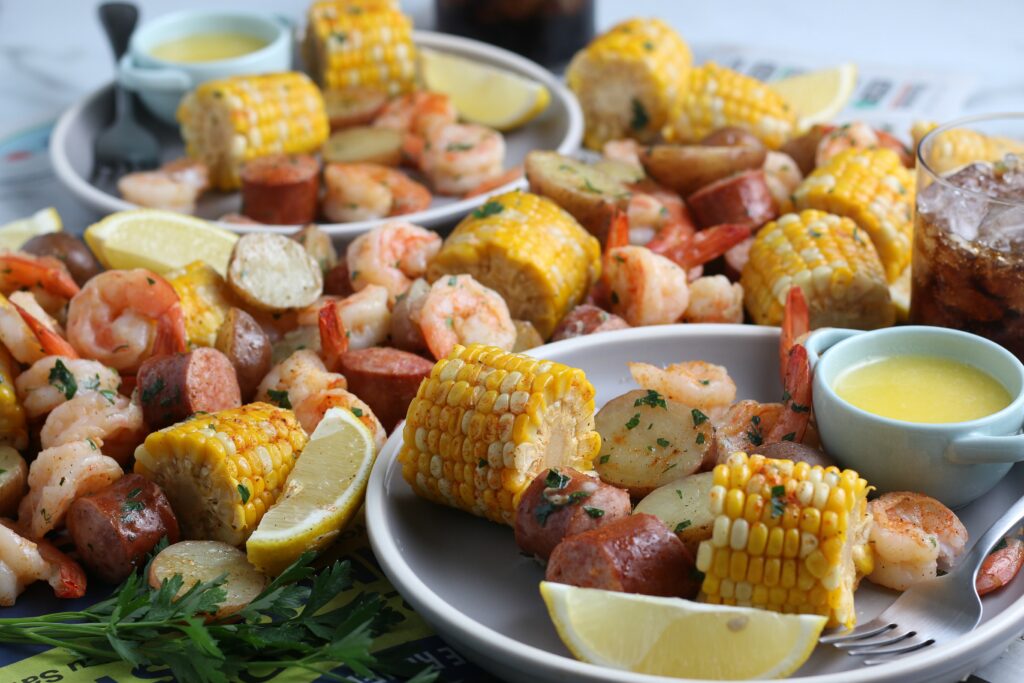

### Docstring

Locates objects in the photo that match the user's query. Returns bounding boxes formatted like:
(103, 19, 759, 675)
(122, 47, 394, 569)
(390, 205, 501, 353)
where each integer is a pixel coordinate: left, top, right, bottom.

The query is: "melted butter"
(833, 355, 1011, 423)
(150, 32, 268, 63)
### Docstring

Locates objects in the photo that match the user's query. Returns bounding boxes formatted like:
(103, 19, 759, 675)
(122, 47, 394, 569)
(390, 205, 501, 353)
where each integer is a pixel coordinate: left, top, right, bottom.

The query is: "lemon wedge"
(540, 582, 826, 679)
(84, 209, 238, 276)
(419, 48, 550, 131)
(0, 208, 62, 251)
(770, 63, 858, 130)
(246, 407, 377, 576)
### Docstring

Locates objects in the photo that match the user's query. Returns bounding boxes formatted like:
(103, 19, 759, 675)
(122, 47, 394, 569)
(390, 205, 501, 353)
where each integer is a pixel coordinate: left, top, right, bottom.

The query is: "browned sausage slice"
(137, 348, 242, 428)
(515, 467, 631, 561)
(66, 474, 180, 584)
(338, 347, 434, 432)
(551, 304, 630, 342)
(240, 154, 320, 225)
(687, 170, 778, 229)
(546, 513, 701, 598)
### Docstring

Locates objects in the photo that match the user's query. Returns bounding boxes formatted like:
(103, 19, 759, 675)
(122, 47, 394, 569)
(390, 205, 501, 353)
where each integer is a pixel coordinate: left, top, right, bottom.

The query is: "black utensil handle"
(98, 2, 139, 61)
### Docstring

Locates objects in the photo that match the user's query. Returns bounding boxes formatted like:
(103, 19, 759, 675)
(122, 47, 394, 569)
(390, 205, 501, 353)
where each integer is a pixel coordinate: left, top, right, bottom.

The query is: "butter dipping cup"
(805, 325, 1024, 508)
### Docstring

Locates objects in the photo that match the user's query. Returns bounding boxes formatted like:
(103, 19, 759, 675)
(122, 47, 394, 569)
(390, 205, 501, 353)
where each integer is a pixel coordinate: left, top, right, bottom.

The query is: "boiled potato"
(227, 233, 322, 312)
(594, 389, 715, 497)
(270, 325, 322, 365)
(512, 319, 544, 351)
(634, 472, 716, 555)
(322, 126, 403, 167)
(525, 151, 629, 240)
(148, 541, 267, 619)
(756, 441, 836, 468)
(0, 447, 27, 518)
(215, 307, 272, 401)
(323, 87, 388, 130)
(700, 126, 766, 150)
(592, 158, 646, 185)
(640, 144, 767, 198)
(291, 224, 338, 275)
(779, 124, 829, 175)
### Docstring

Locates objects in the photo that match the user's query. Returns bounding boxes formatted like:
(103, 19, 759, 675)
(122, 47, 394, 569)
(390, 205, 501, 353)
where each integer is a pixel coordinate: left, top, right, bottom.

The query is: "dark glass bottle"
(435, 0, 595, 69)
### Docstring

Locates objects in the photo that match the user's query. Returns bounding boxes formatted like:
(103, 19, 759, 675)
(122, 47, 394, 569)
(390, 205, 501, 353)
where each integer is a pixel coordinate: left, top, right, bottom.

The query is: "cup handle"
(118, 55, 190, 92)
(947, 434, 1024, 464)
(802, 328, 862, 370)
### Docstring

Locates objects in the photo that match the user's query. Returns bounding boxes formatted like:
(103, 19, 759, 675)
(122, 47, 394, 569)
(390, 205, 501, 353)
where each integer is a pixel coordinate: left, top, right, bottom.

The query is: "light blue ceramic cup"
(805, 325, 1024, 509)
(118, 10, 293, 125)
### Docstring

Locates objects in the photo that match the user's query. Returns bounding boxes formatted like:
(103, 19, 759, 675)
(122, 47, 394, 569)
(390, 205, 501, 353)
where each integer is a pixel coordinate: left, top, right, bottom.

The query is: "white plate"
(48, 30, 582, 239)
(366, 324, 1024, 683)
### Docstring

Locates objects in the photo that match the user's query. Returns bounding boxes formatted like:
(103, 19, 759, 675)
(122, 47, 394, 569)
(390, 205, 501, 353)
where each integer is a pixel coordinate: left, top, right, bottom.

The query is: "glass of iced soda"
(911, 114, 1024, 358)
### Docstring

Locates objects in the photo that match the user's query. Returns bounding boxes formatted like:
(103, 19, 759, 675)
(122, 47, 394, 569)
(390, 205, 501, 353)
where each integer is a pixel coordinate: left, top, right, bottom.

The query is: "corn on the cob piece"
(791, 148, 914, 281)
(665, 62, 797, 149)
(566, 18, 692, 149)
(134, 403, 308, 545)
(303, 0, 416, 96)
(0, 345, 27, 451)
(177, 72, 329, 190)
(426, 191, 601, 339)
(399, 345, 601, 525)
(695, 452, 873, 629)
(168, 261, 236, 349)
(741, 210, 894, 329)
(913, 120, 1024, 175)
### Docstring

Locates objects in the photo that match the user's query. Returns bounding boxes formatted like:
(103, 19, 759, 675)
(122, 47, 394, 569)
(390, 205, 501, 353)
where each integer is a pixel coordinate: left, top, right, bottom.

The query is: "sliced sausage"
(240, 154, 320, 225)
(66, 474, 180, 584)
(388, 278, 429, 353)
(546, 513, 700, 598)
(137, 348, 242, 428)
(515, 467, 631, 561)
(323, 261, 355, 298)
(338, 347, 434, 432)
(687, 170, 778, 229)
(551, 304, 630, 342)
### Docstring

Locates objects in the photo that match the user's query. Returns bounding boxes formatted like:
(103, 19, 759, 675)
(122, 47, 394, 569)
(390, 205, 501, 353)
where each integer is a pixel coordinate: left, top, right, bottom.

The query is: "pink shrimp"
(0, 253, 79, 301)
(66, 269, 187, 373)
(345, 222, 442, 300)
(780, 286, 810, 383)
(977, 535, 1024, 596)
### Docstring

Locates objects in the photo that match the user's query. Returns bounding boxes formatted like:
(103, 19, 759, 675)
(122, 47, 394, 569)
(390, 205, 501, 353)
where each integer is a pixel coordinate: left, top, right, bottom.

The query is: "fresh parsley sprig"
(0, 548, 436, 683)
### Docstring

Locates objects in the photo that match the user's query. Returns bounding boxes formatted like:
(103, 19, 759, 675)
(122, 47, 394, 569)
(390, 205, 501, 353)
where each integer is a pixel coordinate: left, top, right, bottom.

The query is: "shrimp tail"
(463, 166, 524, 199)
(318, 302, 350, 372)
(10, 300, 79, 358)
(780, 286, 810, 381)
(767, 344, 812, 444)
(589, 209, 631, 308)
(151, 305, 188, 358)
(36, 537, 87, 599)
(0, 254, 80, 299)
(977, 537, 1024, 596)
(664, 223, 751, 270)
(646, 205, 697, 255)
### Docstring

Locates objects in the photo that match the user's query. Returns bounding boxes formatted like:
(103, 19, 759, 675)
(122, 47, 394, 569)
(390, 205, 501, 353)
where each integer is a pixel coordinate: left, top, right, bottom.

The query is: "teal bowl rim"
(129, 8, 291, 71)
(811, 325, 1024, 432)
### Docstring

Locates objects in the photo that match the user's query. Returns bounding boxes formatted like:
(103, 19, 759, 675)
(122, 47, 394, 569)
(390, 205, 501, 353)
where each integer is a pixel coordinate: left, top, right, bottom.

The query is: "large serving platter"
(366, 324, 1024, 683)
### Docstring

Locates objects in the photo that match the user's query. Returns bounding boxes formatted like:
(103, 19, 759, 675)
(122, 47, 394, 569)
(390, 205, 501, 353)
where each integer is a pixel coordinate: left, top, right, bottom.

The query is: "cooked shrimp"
(293, 387, 386, 451)
(604, 245, 689, 326)
(815, 122, 880, 168)
(118, 171, 201, 213)
(346, 222, 442, 300)
(684, 275, 744, 324)
(715, 400, 786, 456)
(421, 123, 506, 196)
(0, 293, 48, 363)
(629, 360, 737, 415)
(317, 285, 392, 368)
(0, 252, 79, 302)
(15, 355, 120, 419)
(867, 491, 969, 591)
(780, 286, 810, 382)
(18, 439, 123, 539)
(374, 92, 457, 139)
(762, 151, 803, 206)
(603, 138, 643, 169)
(649, 223, 752, 272)
(463, 166, 524, 198)
(8, 293, 78, 358)
(413, 274, 516, 360)
(40, 390, 144, 465)
(627, 193, 673, 245)
(977, 533, 1024, 596)
(0, 523, 86, 605)
(256, 349, 347, 410)
(322, 163, 431, 222)
(66, 269, 187, 373)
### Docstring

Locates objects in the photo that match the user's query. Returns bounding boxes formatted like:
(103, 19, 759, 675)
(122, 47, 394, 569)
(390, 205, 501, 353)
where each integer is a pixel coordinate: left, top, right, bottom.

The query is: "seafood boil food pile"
(5, 2, 1024, 681)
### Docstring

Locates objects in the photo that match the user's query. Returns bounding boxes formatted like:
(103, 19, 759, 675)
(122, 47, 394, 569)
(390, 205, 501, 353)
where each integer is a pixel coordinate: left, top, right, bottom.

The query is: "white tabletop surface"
(2, 1, 1024, 680)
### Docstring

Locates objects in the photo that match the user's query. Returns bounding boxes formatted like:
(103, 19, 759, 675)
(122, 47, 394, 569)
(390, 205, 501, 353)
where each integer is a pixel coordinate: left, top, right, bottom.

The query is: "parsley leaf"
(472, 200, 503, 219)
(267, 389, 291, 409)
(770, 484, 787, 518)
(634, 390, 667, 409)
(691, 408, 709, 426)
(675, 520, 692, 533)
(630, 98, 650, 131)
(237, 484, 250, 504)
(625, 413, 641, 430)
(141, 376, 165, 404)
(48, 359, 77, 400)
(584, 506, 604, 518)
(656, 437, 671, 448)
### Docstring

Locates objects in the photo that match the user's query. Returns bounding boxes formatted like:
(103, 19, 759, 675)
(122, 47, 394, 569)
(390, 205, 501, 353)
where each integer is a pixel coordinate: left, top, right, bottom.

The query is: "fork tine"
(819, 619, 892, 644)
(834, 628, 914, 650)
(862, 640, 934, 666)
(845, 633, 930, 656)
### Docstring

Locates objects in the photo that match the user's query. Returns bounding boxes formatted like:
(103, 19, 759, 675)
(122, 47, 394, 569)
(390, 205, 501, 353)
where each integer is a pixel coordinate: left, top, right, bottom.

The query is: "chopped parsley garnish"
(630, 98, 649, 131)
(351, 407, 363, 417)
(675, 489, 683, 499)
(791, 402, 811, 413)
(781, 432, 796, 442)
(120, 488, 146, 523)
(544, 469, 570, 490)
(691, 408, 709, 426)
(662, 463, 677, 473)
(625, 413, 641, 430)
(584, 506, 605, 518)
(656, 438, 671, 448)
(447, 276, 458, 286)
(781, 390, 792, 402)
(140, 377, 165, 404)
(238, 484, 250, 504)
(675, 520, 692, 533)
(699, 379, 710, 386)
(599, 454, 611, 464)
(82, 374, 101, 392)
(478, 458, 487, 468)
(696, 432, 706, 445)
(581, 178, 601, 193)
(535, 475, 590, 526)
(746, 414, 764, 447)
(610, 291, 620, 304)
(446, 142, 474, 152)
(266, 389, 291, 409)
(99, 389, 118, 404)
(146, 277, 156, 285)
(48, 359, 77, 400)
(770, 484, 787, 518)
(634, 390, 667, 409)
(472, 200, 504, 219)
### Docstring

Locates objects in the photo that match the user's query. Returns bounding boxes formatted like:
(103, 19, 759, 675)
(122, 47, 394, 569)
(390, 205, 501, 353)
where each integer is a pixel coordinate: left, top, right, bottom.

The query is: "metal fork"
(91, 2, 160, 183)
(820, 493, 1024, 665)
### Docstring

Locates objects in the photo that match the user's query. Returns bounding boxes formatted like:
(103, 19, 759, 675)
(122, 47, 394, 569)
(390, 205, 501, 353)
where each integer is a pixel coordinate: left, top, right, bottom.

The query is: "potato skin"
(551, 304, 630, 342)
(525, 151, 629, 241)
(634, 472, 716, 556)
(780, 125, 829, 176)
(21, 233, 103, 287)
(755, 441, 837, 468)
(640, 144, 766, 198)
(594, 390, 715, 497)
(227, 233, 323, 312)
(215, 308, 273, 401)
(700, 126, 766, 150)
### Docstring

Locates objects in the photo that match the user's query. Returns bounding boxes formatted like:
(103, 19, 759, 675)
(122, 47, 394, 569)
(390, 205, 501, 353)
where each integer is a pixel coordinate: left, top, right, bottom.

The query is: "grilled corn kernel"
(168, 261, 235, 348)
(697, 452, 872, 628)
(0, 346, 27, 451)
